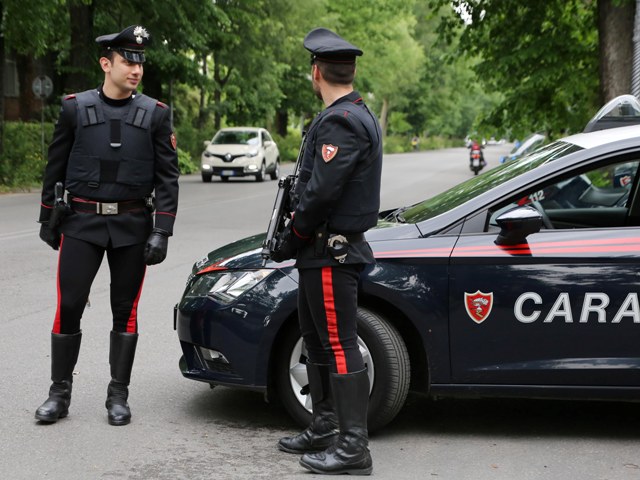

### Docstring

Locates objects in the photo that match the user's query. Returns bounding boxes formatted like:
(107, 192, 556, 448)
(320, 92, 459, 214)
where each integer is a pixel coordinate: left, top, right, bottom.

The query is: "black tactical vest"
(65, 90, 157, 201)
(296, 99, 383, 234)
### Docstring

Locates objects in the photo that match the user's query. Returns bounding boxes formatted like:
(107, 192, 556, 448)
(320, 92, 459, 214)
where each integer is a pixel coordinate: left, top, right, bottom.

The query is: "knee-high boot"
(105, 331, 138, 426)
(35, 331, 82, 422)
(278, 362, 339, 453)
(299, 369, 372, 475)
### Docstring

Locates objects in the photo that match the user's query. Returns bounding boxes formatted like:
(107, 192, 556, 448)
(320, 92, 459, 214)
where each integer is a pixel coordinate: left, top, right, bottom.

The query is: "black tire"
(270, 160, 280, 180)
(274, 307, 410, 432)
(255, 162, 266, 182)
(202, 173, 212, 183)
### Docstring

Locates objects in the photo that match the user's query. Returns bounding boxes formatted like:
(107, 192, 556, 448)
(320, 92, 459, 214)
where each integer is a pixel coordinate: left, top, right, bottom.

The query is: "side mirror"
(264, 140, 273, 147)
(203, 140, 211, 147)
(495, 206, 543, 246)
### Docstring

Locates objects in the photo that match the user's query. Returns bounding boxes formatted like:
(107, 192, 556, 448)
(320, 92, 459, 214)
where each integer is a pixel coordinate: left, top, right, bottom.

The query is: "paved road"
(2, 144, 640, 479)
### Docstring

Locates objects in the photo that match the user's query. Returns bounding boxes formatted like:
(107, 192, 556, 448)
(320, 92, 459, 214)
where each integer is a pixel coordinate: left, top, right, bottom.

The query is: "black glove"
(39, 223, 60, 250)
(270, 224, 307, 263)
(144, 228, 170, 265)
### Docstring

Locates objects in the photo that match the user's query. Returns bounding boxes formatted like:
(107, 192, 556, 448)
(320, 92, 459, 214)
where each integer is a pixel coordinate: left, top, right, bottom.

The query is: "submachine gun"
(261, 133, 307, 266)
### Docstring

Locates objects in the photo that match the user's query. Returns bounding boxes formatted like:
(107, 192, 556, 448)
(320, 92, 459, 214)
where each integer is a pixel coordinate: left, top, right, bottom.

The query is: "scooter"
(469, 146, 485, 175)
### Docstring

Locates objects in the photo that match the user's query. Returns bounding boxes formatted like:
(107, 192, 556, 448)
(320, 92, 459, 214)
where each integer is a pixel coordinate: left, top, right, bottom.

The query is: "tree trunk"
(67, 1, 94, 93)
(197, 54, 208, 130)
(598, 0, 635, 103)
(275, 110, 288, 137)
(379, 98, 389, 138)
(0, 1, 5, 157)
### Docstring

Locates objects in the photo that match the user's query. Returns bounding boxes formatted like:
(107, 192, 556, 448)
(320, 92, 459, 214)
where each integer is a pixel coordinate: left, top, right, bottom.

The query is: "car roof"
(560, 124, 640, 150)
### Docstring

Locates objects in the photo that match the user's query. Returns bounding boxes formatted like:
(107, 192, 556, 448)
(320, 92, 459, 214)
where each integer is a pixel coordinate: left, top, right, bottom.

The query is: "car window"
(397, 141, 582, 224)
(212, 131, 259, 145)
(488, 158, 640, 231)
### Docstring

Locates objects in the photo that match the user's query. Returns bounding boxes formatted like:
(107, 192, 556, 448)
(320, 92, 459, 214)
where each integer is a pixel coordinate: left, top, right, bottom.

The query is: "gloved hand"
(39, 223, 60, 250)
(270, 224, 307, 263)
(144, 228, 170, 265)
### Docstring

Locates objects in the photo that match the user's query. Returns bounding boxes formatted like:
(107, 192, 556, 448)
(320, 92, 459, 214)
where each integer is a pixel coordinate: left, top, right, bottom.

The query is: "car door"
(448, 155, 640, 387)
(262, 130, 276, 169)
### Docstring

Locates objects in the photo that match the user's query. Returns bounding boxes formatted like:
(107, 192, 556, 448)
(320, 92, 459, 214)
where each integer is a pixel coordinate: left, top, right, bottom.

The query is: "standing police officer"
(35, 25, 179, 426)
(274, 28, 382, 475)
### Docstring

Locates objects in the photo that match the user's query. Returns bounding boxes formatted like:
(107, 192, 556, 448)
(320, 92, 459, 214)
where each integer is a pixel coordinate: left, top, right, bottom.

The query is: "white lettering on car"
(514, 292, 542, 323)
(514, 292, 640, 324)
(579, 292, 609, 323)
(611, 293, 640, 323)
(544, 292, 573, 323)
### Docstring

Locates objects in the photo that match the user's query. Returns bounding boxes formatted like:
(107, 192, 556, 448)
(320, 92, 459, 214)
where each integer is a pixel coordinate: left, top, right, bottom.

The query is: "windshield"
(395, 141, 583, 223)
(212, 130, 259, 145)
(509, 133, 545, 155)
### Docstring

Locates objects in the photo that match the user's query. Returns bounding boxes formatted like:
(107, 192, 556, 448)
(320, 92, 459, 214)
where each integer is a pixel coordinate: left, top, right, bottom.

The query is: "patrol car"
(175, 96, 640, 432)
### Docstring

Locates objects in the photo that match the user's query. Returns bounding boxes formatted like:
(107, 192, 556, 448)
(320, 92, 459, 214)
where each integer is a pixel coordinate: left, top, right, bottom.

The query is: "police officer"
(274, 28, 382, 475)
(35, 25, 179, 426)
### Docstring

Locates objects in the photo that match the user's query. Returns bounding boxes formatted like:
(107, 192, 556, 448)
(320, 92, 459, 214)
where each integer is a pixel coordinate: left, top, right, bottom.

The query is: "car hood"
(192, 221, 420, 274)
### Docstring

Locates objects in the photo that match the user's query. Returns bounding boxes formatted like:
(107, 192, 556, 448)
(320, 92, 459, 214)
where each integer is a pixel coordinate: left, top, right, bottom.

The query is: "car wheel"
(274, 307, 410, 432)
(270, 160, 280, 180)
(255, 162, 266, 182)
(201, 173, 212, 183)
(220, 176, 229, 182)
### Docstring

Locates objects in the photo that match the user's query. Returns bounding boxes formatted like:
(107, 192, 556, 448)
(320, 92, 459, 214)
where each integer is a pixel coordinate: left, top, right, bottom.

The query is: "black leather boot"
(299, 369, 372, 475)
(35, 331, 82, 422)
(105, 331, 138, 426)
(278, 362, 338, 453)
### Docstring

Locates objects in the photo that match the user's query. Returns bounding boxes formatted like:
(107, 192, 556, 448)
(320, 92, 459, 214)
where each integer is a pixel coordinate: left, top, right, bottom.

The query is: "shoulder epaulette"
(157, 101, 168, 109)
(64, 94, 76, 100)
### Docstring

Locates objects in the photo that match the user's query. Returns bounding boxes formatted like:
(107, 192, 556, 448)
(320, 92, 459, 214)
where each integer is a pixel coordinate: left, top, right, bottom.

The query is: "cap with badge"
(303, 27, 363, 64)
(95, 25, 151, 64)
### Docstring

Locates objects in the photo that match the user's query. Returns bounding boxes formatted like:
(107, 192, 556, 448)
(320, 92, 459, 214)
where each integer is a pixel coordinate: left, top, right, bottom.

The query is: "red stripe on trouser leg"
(321, 267, 347, 374)
(52, 235, 65, 334)
(126, 266, 146, 333)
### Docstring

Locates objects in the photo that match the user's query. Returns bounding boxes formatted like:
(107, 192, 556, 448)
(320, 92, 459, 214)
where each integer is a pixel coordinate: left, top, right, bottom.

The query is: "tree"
(430, 0, 615, 138)
(320, 0, 424, 137)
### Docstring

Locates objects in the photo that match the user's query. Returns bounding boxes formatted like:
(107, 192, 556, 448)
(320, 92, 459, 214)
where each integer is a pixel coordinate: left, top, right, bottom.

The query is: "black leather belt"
(70, 197, 147, 215)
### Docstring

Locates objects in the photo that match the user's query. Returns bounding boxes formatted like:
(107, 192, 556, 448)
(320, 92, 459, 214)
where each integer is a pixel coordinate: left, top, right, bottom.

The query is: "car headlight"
(204, 151, 213, 157)
(245, 149, 259, 158)
(186, 270, 273, 304)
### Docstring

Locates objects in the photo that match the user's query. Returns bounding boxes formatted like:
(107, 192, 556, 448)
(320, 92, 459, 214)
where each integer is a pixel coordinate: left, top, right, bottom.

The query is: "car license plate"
(221, 170, 235, 176)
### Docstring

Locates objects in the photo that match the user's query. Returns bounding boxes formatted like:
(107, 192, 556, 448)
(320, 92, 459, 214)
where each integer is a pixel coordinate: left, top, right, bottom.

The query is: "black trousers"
(52, 235, 146, 335)
(298, 265, 365, 374)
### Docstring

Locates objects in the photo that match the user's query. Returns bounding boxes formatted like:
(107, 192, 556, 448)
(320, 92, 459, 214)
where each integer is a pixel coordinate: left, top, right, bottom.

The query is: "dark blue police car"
(175, 96, 640, 431)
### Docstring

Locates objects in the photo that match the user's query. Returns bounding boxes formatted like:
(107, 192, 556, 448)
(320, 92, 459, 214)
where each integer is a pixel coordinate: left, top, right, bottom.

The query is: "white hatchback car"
(201, 127, 280, 182)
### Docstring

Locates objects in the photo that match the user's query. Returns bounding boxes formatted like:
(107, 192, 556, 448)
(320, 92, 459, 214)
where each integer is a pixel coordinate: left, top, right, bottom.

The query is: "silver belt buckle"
(97, 202, 118, 215)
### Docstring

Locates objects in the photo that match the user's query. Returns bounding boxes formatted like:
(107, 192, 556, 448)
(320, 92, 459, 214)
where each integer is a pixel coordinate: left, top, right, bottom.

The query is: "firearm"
(48, 182, 68, 231)
(261, 133, 307, 265)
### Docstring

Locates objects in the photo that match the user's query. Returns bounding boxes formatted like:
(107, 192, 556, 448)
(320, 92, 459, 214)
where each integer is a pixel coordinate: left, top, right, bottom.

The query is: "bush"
(273, 130, 303, 163)
(383, 134, 463, 154)
(177, 147, 198, 174)
(0, 121, 54, 190)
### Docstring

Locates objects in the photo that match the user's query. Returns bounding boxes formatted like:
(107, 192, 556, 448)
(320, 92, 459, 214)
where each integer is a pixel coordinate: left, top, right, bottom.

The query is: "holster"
(314, 224, 328, 257)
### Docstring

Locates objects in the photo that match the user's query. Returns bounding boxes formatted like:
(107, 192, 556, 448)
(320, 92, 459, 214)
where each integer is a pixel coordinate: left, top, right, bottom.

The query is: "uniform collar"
(328, 90, 363, 108)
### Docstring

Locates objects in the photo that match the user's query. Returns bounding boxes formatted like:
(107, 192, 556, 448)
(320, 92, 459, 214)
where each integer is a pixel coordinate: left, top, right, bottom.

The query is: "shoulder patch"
(157, 101, 168, 109)
(322, 144, 339, 162)
(64, 94, 76, 100)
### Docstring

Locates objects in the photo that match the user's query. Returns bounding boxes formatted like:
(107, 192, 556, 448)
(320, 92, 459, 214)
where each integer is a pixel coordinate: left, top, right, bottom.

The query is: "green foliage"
(0, 122, 54, 189)
(273, 130, 304, 163)
(430, 0, 600, 138)
(174, 121, 208, 165)
(383, 135, 460, 154)
(177, 148, 198, 175)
